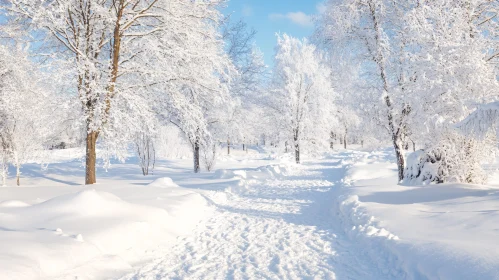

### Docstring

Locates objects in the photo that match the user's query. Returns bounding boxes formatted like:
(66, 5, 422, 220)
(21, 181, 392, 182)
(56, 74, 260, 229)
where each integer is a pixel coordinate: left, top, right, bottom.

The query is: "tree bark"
(193, 138, 200, 173)
(294, 129, 300, 164)
(343, 134, 347, 149)
(330, 131, 335, 150)
(295, 143, 300, 164)
(85, 131, 98, 185)
(394, 139, 405, 182)
(227, 139, 230, 155)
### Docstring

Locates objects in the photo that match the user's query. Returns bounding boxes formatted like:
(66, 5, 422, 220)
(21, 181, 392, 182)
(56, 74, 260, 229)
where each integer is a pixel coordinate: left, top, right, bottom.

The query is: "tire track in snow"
(120, 159, 386, 280)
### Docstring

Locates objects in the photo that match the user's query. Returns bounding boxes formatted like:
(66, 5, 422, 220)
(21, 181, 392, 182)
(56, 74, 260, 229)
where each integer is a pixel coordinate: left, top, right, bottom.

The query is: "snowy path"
(121, 159, 384, 280)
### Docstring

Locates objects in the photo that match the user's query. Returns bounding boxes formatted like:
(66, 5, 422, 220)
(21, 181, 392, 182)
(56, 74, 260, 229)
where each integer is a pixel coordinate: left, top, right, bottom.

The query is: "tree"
(218, 19, 267, 155)
(7, 0, 172, 184)
(135, 132, 155, 176)
(140, 0, 233, 173)
(316, 0, 499, 181)
(317, 0, 414, 180)
(7, 0, 233, 179)
(270, 34, 335, 164)
(0, 41, 54, 186)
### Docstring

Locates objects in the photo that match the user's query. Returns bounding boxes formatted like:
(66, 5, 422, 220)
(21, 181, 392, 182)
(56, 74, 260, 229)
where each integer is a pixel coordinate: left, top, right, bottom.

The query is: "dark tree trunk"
(85, 130, 98, 184)
(295, 143, 300, 164)
(193, 138, 200, 173)
(330, 131, 335, 150)
(343, 134, 347, 149)
(294, 129, 300, 164)
(394, 140, 405, 182)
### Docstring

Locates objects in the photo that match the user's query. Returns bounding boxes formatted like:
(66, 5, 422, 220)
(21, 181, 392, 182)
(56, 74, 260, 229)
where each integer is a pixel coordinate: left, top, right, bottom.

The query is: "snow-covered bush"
(404, 130, 494, 185)
(135, 133, 156, 176)
(201, 140, 220, 172)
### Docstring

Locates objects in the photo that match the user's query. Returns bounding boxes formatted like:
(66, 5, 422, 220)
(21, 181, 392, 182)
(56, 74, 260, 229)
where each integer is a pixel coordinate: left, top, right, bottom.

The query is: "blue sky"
(223, 0, 324, 66)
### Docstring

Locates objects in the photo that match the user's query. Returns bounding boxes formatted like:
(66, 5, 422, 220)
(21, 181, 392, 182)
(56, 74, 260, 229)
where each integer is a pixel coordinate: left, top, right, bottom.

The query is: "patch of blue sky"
(223, 0, 324, 66)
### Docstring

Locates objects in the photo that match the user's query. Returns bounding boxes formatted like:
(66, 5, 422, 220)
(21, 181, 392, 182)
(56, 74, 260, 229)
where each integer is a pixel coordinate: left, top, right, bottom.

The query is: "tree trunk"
(85, 131, 98, 185)
(343, 134, 347, 149)
(394, 139, 405, 182)
(243, 143, 245, 151)
(227, 139, 230, 155)
(295, 143, 300, 164)
(330, 131, 335, 150)
(193, 138, 200, 173)
(294, 129, 300, 164)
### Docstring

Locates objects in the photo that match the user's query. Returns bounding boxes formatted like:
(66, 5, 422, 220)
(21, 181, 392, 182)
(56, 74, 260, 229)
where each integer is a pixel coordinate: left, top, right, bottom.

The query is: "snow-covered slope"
(0, 180, 212, 280)
(335, 149, 499, 279)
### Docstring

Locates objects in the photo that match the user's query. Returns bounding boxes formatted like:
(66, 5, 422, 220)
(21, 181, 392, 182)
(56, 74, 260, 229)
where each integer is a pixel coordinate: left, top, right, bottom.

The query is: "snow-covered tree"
(136, 0, 233, 173)
(316, 0, 499, 182)
(7, 0, 233, 178)
(219, 20, 267, 155)
(6, 0, 167, 183)
(0, 41, 55, 186)
(270, 34, 335, 163)
(316, 0, 414, 180)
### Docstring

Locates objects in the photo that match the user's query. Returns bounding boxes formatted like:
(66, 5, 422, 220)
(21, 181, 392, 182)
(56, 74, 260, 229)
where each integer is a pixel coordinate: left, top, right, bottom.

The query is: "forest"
(0, 0, 497, 186)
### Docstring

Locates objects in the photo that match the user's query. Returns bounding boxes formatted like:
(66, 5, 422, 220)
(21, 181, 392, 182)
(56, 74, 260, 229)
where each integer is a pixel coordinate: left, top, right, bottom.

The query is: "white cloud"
(242, 4, 253, 17)
(269, 11, 313, 27)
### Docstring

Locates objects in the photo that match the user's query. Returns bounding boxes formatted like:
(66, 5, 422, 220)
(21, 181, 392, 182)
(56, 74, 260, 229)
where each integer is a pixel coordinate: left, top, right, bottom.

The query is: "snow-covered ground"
(2, 146, 499, 279)
(337, 149, 499, 279)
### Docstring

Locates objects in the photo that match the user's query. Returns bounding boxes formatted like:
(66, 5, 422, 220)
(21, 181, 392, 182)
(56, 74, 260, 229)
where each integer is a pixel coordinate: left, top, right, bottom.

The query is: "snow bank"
(335, 194, 406, 279)
(213, 164, 294, 195)
(335, 150, 499, 279)
(256, 164, 291, 179)
(147, 177, 179, 188)
(0, 183, 212, 279)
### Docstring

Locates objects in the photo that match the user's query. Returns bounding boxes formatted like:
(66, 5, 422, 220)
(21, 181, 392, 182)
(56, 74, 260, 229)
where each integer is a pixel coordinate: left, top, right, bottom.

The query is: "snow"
(2, 147, 499, 279)
(0, 184, 211, 279)
(337, 149, 499, 279)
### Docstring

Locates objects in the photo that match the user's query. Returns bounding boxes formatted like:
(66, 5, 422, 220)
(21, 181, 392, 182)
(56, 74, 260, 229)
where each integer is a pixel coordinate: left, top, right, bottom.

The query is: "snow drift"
(0, 180, 212, 280)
